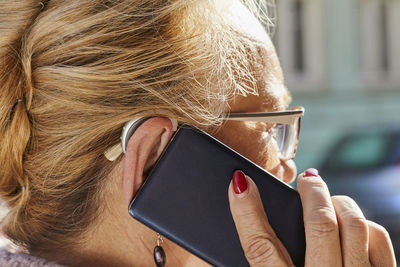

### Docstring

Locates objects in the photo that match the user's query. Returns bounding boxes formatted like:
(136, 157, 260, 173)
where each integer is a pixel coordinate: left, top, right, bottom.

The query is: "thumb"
(228, 170, 290, 267)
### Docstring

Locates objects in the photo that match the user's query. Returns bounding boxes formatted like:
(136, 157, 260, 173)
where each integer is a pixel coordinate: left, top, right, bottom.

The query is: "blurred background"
(272, 0, 400, 262)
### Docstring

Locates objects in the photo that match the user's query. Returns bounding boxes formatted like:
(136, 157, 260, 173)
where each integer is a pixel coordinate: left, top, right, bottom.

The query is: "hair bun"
(0, 95, 31, 203)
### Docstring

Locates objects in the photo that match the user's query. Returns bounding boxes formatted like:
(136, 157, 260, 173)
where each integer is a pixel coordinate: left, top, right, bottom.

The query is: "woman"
(0, 0, 396, 266)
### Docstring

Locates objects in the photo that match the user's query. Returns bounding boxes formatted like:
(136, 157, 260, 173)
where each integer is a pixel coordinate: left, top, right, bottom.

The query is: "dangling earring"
(154, 233, 166, 267)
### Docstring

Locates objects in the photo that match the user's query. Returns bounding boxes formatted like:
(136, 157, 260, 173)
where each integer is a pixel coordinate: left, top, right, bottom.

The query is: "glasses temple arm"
(223, 115, 299, 124)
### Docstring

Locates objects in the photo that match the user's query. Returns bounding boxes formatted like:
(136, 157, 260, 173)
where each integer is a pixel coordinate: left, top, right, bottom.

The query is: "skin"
(212, 0, 296, 184)
(64, 1, 396, 266)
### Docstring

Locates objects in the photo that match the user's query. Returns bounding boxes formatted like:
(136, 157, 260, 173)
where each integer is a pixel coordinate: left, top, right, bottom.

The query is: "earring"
(154, 233, 166, 267)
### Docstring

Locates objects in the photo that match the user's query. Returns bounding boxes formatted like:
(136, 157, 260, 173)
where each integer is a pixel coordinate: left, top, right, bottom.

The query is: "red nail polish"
(232, 170, 248, 194)
(304, 168, 319, 177)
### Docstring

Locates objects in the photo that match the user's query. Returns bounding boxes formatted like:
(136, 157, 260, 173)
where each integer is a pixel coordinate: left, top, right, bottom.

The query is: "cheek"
(212, 123, 281, 172)
(262, 141, 281, 171)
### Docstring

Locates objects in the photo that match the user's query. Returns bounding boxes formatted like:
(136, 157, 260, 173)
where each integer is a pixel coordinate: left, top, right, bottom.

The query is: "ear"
(122, 117, 175, 205)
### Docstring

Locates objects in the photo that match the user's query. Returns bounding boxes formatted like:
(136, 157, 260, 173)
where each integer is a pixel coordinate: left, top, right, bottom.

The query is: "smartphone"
(129, 125, 305, 267)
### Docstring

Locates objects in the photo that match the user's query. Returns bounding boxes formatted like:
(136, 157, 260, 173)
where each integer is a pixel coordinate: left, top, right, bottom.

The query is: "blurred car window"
(321, 131, 400, 174)
(337, 134, 387, 168)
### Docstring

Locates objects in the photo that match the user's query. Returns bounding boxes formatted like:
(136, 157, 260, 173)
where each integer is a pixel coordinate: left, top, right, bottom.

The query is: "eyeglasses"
(104, 106, 304, 161)
(221, 106, 304, 160)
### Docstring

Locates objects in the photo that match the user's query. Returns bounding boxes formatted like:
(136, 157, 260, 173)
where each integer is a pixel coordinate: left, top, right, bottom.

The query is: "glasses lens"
(273, 119, 299, 159)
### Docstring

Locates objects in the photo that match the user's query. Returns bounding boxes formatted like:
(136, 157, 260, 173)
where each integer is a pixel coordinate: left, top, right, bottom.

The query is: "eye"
(269, 125, 277, 138)
(262, 123, 277, 143)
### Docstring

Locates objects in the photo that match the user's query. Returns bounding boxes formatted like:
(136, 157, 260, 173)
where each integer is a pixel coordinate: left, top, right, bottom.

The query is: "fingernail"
(232, 170, 248, 194)
(304, 168, 319, 177)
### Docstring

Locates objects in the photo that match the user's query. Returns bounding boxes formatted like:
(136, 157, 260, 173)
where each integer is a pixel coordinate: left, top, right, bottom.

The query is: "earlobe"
(121, 117, 176, 205)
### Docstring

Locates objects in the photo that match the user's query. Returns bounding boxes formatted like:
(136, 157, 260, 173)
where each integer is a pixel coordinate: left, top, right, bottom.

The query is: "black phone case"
(129, 126, 305, 267)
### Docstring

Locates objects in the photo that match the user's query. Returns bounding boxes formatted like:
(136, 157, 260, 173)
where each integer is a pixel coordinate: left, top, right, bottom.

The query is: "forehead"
(251, 44, 291, 111)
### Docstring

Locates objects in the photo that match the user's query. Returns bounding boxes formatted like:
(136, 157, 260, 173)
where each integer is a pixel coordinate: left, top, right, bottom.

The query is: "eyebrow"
(262, 85, 292, 112)
(281, 86, 292, 108)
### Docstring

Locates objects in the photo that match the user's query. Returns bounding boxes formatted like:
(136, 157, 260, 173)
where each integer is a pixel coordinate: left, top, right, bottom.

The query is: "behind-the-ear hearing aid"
(104, 117, 178, 161)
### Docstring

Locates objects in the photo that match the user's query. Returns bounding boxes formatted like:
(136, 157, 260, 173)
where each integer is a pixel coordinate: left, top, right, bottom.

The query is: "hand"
(228, 169, 396, 267)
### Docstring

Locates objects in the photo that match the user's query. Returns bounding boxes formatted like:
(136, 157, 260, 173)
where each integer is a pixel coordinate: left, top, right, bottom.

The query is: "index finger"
(297, 169, 342, 267)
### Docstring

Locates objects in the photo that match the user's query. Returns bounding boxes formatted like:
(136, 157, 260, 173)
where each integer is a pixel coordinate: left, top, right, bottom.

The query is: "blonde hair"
(0, 0, 273, 256)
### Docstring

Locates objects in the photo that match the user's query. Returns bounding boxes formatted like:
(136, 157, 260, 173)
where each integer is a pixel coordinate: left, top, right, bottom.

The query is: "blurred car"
(319, 128, 400, 261)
